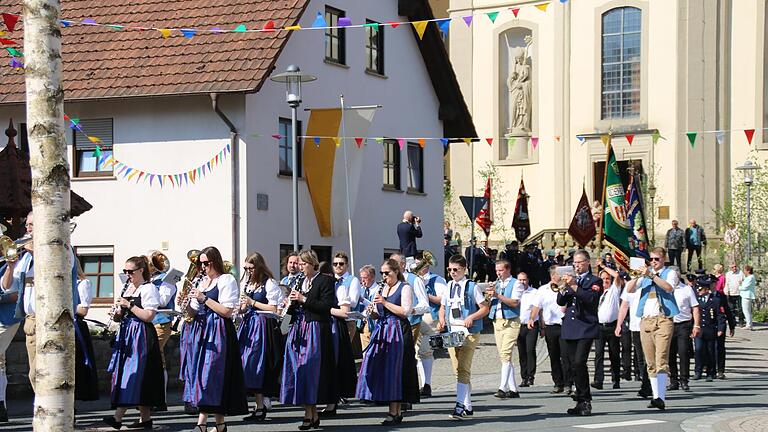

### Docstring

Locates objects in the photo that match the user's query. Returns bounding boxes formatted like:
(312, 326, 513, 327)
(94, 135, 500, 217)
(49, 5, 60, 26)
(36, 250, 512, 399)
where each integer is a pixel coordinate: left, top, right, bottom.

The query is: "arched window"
(601, 7, 641, 119)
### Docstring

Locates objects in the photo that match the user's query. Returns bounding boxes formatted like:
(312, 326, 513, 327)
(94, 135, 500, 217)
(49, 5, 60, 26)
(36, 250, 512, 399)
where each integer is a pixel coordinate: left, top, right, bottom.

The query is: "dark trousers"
(620, 321, 633, 379)
(686, 245, 703, 271)
(518, 321, 539, 381)
(695, 336, 717, 377)
(668, 320, 694, 383)
(594, 321, 621, 384)
(728, 295, 744, 326)
(564, 338, 593, 402)
(668, 249, 683, 268)
(543, 324, 565, 387)
(631, 331, 652, 393)
(717, 333, 727, 373)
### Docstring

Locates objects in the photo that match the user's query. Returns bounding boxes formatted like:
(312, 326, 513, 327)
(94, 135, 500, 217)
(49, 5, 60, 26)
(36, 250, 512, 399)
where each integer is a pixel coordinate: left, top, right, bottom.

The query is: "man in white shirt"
(724, 263, 745, 327)
(414, 253, 448, 397)
(357, 265, 377, 351)
(332, 251, 362, 356)
(518, 273, 541, 387)
(668, 273, 701, 391)
(592, 261, 623, 390)
(615, 281, 652, 399)
(530, 266, 569, 394)
(440, 255, 489, 420)
(485, 260, 521, 399)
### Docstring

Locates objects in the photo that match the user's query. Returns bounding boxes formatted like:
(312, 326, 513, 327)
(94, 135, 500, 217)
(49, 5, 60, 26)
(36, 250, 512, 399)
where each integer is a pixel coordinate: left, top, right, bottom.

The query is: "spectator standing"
(712, 264, 725, 294)
(684, 219, 707, 272)
(665, 220, 685, 268)
(723, 223, 740, 264)
(739, 265, 756, 330)
(724, 263, 745, 327)
(397, 210, 423, 262)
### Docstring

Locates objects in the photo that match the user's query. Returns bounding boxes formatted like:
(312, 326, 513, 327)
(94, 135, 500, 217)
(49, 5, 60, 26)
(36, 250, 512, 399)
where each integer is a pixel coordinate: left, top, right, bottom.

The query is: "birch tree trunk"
(23, 0, 75, 430)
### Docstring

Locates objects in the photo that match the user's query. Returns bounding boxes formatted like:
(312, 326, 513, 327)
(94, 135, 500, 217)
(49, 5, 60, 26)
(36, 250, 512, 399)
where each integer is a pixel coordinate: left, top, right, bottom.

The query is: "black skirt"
(75, 317, 99, 401)
(333, 317, 358, 398)
(400, 320, 421, 404)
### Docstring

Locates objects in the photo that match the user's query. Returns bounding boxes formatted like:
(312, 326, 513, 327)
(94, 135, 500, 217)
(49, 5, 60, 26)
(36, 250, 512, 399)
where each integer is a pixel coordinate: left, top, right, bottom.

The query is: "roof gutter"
(210, 92, 240, 271)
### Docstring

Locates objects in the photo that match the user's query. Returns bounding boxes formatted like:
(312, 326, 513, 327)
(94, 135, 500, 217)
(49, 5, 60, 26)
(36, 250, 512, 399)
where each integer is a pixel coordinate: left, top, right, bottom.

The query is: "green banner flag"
(601, 142, 634, 269)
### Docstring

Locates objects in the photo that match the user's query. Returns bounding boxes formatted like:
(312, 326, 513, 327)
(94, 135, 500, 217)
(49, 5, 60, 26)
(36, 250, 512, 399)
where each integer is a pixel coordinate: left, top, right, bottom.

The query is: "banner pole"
(340, 95, 355, 272)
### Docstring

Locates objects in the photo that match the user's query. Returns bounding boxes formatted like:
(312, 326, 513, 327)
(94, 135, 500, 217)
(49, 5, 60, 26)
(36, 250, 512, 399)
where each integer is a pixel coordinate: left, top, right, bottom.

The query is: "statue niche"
(507, 42, 532, 134)
(499, 28, 534, 162)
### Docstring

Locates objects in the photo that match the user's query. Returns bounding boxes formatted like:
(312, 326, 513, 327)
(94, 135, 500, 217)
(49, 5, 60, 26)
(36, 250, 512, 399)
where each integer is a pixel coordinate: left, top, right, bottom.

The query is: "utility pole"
(24, 0, 76, 429)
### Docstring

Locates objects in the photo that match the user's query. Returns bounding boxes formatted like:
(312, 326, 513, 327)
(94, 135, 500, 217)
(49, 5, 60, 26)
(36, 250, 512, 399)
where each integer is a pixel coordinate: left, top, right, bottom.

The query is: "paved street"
(4, 324, 767, 431)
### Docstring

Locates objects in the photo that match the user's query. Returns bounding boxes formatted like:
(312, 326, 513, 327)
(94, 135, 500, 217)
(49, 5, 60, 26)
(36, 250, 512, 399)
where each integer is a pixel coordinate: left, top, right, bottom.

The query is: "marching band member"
(414, 253, 448, 397)
(557, 250, 601, 417)
(0, 259, 20, 423)
(615, 269, 653, 399)
(592, 261, 624, 390)
(390, 253, 430, 346)
(530, 266, 570, 395)
(625, 247, 679, 410)
(668, 270, 700, 391)
(281, 252, 301, 285)
(441, 255, 490, 420)
(180, 257, 203, 415)
(485, 260, 522, 399)
(518, 272, 541, 388)
(103, 256, 164, 430)
(356, 258, 420, 425)
(186, 246, 248, 431)
(238, 252, 283, 422)
(318, 252, 357, 416)
(280, 250, 337, 431)
(74, 262, 99, 402)
(147, 251, 177, 410)
(357, 265, 378, 350)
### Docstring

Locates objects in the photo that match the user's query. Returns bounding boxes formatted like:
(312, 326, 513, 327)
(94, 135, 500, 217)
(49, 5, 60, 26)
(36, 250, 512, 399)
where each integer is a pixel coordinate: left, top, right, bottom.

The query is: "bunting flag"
(625, 173, 650, 258)
(354, 137, 364, 148)
(625, 134, 634, 146)
(312, 11, 328, 28)
(577, 136, 586, 145)
(507, 136, 516, 149)
(600, 141, 634, 270)
(511, 178, 531, 242)
(535, 3, 550, 12)
(600, 134, 611, 146)
(715, 130, 725, 144)
(462, 15, 473, 27)
(440, 138, 449, 148)
(158, 28, 172, 38)
(397, 138, 405, 150)
(511, 8, 521, 18)
(568, 186, 597, 248)
(476, 177, 493, 238)
(652, 131, 661, 144)
(412, 20, 428, 40)
(437, 18, 450, 35)
(417, 138, 426, 148)
(686, 132, 697, 148)
(486, 11, 499, 23)
(531, 136, 539, 150)
(2, 13, 19, 32)
(745, 129, 755, 145)
(485, 137, 493, 146)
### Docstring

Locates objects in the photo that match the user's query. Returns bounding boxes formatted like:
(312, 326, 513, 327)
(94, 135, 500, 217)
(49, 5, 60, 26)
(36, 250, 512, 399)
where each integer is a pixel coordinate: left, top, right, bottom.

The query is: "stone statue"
(506, 36, 533, 134)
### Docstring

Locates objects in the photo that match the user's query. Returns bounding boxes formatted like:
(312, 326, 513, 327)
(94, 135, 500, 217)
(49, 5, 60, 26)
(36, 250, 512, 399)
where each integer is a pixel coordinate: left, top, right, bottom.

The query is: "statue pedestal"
(503, 132, 531, 160)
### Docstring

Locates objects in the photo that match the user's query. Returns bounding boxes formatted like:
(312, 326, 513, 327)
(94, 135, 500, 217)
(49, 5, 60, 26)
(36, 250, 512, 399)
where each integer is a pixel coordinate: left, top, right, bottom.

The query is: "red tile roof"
(0, 0, 310, 104)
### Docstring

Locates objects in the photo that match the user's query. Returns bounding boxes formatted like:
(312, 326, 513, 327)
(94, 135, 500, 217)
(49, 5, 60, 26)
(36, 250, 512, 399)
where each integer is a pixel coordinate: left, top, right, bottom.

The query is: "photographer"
(397, 211, 423, 265)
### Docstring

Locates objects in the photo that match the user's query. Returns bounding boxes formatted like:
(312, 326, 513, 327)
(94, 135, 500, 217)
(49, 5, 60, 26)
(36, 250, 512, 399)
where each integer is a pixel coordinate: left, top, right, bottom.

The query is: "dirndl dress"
(180, 312, 204, 403)
(331, 314, 358, 398)
(107, 297, 165, 408)
(238, 285, 283, 397)
(186, 285, 248, 415)
(356, 282, 420, 403)
(75, 315, 99, 401)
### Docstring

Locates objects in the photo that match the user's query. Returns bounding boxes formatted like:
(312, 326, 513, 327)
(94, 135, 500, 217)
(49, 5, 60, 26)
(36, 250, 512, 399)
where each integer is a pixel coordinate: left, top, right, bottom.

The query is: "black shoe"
(243, 407, 267, 422)
(648, 398, 665, 410)
(692, 373, 702, 381)
(381, 413, 402, 426)
(126, 419, 154, 430)
(507, 391, 520, 398)
(152, 403, 168, 412)
(102, 416, 122, 430)
(519, 379, 530, 388)
(717, 372, 726, 380)
(681, 381, 690, 391)
(590, 382, 603, 390)
(612, 382, 620, 389)
(401, 402, 412, 411)
(705, 376, 714, 382)
(566, 386, 574, 396)
(420, 384, 432, 397)
(578, 402, 593, 416)
(298, 417, 320, 430)
(0, 401, 8, 423)
(184, 402, 199, 415)
(623, 372, 632, 381)
(465, 408, 473, 416)
(550, 386, 564, 394)
(494, 389, 508, 399)
(667, 381, 679, 391)
(318, 406, 337, 417)
(449, 403, 467, 420)
(637, 389, 652, 399)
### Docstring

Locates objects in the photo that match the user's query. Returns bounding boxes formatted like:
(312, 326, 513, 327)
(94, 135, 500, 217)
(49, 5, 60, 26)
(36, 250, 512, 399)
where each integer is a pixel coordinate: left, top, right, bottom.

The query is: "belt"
(674, 319, 692, 325)
(600, 320, 617, 327)
(545, 323, 561, 327)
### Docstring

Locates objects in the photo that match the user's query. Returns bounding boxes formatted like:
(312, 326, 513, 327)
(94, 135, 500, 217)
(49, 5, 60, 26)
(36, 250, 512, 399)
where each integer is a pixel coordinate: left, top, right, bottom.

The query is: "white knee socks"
(507, 363, 519, 392)
(657, 373, 667, 400)
(649, 375, 659, 399)
(422, 358, 433, 386)
(417, 360, 425, 387)
(456, 382, 468, 406)
(500, 362, 511, 391)
(464, 383, 473, 411)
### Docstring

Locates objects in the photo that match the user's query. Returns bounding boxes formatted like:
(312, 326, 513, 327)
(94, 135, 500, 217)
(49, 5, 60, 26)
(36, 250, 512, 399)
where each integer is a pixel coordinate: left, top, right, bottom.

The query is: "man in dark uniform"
(499, 241, 521, 275)
(716, 277, 736, 379)
(557, 250, 602, 416)
(397, 210, 422, 260)
(693, 276, 729, 381)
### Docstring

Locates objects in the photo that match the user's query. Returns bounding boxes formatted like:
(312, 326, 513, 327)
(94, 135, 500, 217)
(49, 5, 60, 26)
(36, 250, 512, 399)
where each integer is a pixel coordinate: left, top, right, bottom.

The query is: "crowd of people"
(0, 210, 759, 430)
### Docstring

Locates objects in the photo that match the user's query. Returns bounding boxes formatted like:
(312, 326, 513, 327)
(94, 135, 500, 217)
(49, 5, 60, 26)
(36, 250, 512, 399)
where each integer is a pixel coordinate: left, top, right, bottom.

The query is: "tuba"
(178, 249, 201, 323)
(409, 250, 435, 274)
(149, 251, 171, 274)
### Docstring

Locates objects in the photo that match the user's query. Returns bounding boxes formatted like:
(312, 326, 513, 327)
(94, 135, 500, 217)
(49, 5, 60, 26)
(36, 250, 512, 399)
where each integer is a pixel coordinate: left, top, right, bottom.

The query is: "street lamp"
(735, 160, 761, 261)
(270, 65, 316, 252)
(647, 182, 657, 245)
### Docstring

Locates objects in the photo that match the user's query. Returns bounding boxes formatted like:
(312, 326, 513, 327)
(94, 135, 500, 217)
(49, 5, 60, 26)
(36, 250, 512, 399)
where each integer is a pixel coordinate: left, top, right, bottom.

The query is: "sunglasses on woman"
(123, 269, 136, 275)
(200, 260, 212, 267)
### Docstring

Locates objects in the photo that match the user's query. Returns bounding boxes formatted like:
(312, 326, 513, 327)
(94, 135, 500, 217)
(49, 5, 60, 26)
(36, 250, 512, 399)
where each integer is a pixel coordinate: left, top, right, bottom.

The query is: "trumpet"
(550, 281, 567, 293)
(480, 280, 499, 303)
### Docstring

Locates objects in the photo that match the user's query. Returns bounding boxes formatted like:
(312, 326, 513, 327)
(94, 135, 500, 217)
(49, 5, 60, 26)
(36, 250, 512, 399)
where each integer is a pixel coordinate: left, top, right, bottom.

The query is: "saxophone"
(178, 249, 201, 323)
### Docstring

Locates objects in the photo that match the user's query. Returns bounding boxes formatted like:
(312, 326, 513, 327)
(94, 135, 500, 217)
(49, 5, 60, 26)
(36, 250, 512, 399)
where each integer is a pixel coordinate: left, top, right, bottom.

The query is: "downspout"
(210, 93, 240, 270)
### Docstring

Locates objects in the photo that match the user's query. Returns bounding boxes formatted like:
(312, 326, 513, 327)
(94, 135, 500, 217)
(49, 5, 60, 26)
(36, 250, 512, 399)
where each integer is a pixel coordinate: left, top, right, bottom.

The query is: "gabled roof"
(0, 0, 310, 103)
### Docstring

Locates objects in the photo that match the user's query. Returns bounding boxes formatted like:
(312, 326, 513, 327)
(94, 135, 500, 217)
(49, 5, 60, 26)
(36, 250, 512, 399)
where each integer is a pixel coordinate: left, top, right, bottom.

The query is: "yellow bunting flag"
(463, 138, 472, 146)
(126, 170, 139, 181)
(88, 136, 101, 143)
(158, 28, 172, 38)
(600, 134, 611, 146)
(333, 137, 341, 147)
(412, 20, 428, 40)
(285, 25, 302, 31)
(535, 2, 550, 12)
(418, 138, 426, 148)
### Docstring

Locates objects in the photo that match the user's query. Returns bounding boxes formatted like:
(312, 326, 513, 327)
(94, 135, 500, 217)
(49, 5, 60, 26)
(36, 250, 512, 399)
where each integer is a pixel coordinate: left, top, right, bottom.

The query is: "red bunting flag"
(263, 20, 276, 32)
(626, 134, 634, 146)
(387, 21, 400, 28)
(354, 137, 364, 148)
(2, 13, 19, 32)
(475, 177, 493, 238)
(511, 8, 520, 18)
(745, 129, 755, 145)
(0, 38, 15, 45)
(485, 138, 493, 146)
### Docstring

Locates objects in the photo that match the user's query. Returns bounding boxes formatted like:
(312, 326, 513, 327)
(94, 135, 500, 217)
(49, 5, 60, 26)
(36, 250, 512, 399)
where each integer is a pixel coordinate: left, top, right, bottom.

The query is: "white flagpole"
(340, 95, 355, 271)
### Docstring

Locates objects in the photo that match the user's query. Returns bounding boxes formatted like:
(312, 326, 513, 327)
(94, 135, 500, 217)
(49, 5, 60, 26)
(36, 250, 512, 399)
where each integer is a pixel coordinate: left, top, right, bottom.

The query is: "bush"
(753, 308, 768, 323)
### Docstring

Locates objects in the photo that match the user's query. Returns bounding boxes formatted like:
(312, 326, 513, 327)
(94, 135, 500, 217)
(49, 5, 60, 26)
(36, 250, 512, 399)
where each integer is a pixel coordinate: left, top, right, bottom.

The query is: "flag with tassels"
(511, 178, 530, 242)
(476, 178, 493, 238)
(568, 185, 596, 248)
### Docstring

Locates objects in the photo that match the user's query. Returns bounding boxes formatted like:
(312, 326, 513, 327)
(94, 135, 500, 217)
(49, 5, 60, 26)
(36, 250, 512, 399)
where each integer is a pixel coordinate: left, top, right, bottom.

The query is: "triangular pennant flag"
(412, 21, 428, 40)
(600, 134, 610, 146)
(2, 13, 20, 32)
(375, 137, 384, 144)
(61, 20, 74, 27)
(686, 132, 697, 148)
(94, 146, 102, 158)
(531, 137, 539, 150)
(462, 15, 473, 27)
(9, 57, 23, 69)
(6, 47, 22, 57)
(387, 21, 401, 28)
(313, 137, 321, 147)
(511, 8, 520, 18)
(485, 138, 493, 146)
(150, 175, 155, 186)
(625, 134, 634, 146)
(555, 136, 561, 142)
(215, 154, 220, 165)
(363, 22, 380, 30)
(535, 3, 550, 12)
(312, 11, 328, 28)
(652, 131, 661, 144)
(396, 138, 405, 150)
(181, 29, 197, 38)
(272, 134, 282, 140)
(126, 170, 138, 181)
(745, 129, 755, 145)
(338, 17, 352, 27)
(158, 28, 172, 38)
(0, 38, 13, 46)
(225, 143, 231, 154)
(169, 175, 175, 187)
(715, 130, 725, 144)
(137, 172, 145, 183)
(440, 138, 449, 148)
(285, 25, 302, 31)
(82, 19, 97, 25)
(463, 138, 472, 146)
(108, 25, 124, 31)
(576, 136, 586, 145)
(354, 137, 364, 148)
(184, 173, 189, 185)
(233, 24, 247, 32)
(486, 11, 500, 23)
(88, 136, 101, 144)
(263, 20, 276, 32)
(418, 138, 426, 148)
(332, 137, 341, 147)
(207, 161, 212, 171)
(436, 18, 450, 35)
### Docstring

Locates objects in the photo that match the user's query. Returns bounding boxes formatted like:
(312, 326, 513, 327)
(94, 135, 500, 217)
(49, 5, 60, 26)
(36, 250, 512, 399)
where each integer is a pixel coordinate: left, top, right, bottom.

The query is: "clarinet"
(366, 279, 387, 320)
(279, 273, 305, 335)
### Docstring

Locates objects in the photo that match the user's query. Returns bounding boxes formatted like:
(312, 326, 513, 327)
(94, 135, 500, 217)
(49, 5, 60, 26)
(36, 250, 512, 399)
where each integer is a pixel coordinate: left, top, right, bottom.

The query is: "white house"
(0, 0, 475, 321)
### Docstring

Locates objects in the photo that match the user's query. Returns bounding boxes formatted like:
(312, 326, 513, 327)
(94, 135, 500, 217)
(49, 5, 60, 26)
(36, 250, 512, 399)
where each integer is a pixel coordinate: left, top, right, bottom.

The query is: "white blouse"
(77, 279, 93, 308)
(191, 273, 239, 309)
(124, 282, 160, 311)
(243, 278, 283, 306)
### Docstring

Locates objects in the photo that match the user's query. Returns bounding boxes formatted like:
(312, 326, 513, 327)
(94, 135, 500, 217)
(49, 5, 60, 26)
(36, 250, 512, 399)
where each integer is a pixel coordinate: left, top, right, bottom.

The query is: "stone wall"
(5, 325, 183, 397)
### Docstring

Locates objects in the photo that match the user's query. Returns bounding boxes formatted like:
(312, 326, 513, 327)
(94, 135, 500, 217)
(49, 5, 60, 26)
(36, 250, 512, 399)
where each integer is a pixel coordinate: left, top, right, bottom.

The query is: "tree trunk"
(23, 1, 75, 430)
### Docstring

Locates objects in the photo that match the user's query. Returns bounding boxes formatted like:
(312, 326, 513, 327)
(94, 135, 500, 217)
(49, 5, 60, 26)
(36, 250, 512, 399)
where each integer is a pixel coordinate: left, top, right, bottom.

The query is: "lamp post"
(735, 160, 761, 262)
(647, 182, 657, 245)
(270, 65, 316, 252)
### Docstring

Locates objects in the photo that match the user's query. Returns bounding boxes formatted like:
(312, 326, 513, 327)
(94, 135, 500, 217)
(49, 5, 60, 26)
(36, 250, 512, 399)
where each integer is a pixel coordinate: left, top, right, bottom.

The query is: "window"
(365, 19, 384, 74)
(73, 118, 114, 177)
(325, 6, 346, 64)
(382, 139, 401, 190)
(601, 7, 641, 119)
(77, 253, 114, 301)
(311, 245, 332, 266)
(592, 159, 643, 202)
(278, 117, 302, 176)
(406, 142, 424, 193)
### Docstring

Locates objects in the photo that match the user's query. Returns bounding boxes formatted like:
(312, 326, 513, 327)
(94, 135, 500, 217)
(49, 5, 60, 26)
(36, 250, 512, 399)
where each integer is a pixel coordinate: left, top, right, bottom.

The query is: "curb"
(681, 410, 768, 432)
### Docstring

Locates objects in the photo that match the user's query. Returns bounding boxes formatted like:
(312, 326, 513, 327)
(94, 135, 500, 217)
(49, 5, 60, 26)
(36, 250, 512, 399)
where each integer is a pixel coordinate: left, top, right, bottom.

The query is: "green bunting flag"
(686, 132, 697, 148)
(486, 12, 499, 23)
